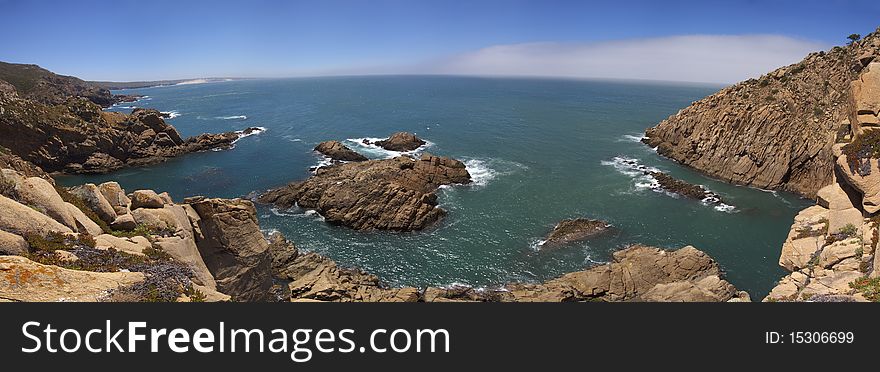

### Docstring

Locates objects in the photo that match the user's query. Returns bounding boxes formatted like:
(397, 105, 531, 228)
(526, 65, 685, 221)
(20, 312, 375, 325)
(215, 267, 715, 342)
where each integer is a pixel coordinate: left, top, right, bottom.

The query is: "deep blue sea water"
(57, 76, 811, 298)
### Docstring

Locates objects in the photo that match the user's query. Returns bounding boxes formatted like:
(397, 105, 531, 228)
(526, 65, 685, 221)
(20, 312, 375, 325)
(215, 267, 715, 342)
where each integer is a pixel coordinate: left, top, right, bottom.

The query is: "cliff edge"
(644, 28, 880, 198)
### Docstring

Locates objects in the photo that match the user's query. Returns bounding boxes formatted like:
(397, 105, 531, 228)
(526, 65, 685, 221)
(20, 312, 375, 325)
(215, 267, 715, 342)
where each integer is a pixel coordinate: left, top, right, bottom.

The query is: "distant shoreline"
(89, 78, 243, 90)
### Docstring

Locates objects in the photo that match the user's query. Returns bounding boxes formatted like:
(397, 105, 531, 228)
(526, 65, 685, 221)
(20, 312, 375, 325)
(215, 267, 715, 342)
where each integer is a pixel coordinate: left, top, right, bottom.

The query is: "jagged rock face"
(314, 141, 367, 162)
(0, 146, 51, 181)
(644, 30, 880, 198)
(186, 197, 273, 301)
(259, 153, 471, 231)
(0, 91, 259, 174)
(375, 132, 426, 152)
(0, 255, 145, 302)
(540, 218, 610, 249)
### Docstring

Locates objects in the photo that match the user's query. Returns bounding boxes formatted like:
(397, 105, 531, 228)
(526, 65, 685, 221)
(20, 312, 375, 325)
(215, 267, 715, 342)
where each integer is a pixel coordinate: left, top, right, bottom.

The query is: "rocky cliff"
(0, 89, 261, 174)
(763, 58, 880, 302)
(644, 28, 880, 198)
(0, 62, 136, 107)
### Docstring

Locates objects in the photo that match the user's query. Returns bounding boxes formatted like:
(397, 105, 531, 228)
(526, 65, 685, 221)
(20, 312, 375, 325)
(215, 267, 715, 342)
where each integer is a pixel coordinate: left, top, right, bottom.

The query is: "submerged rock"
(374, 132, 426, 152)
(541, 218, 610, 249)
(314, 140, 367, 162)
(259, 153, 471, 231)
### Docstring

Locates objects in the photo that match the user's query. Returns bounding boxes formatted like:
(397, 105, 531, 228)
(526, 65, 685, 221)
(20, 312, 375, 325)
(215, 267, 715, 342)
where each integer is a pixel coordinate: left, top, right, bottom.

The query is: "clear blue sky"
(0, 0, 878, 82)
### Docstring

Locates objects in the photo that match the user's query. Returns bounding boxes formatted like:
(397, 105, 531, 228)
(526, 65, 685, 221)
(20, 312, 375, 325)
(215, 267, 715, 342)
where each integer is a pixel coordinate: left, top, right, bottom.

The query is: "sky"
(0, 0, 878, 83)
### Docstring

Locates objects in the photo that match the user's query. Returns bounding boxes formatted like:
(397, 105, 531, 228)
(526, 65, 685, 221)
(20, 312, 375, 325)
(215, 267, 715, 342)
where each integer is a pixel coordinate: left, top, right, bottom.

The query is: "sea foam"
(345, 137, 433, 159)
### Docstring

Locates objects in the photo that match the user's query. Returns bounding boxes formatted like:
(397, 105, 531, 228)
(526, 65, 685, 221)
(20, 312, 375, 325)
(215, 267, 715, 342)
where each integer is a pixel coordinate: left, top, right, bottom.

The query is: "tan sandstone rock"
(0, 194, 72, 236)
(70, 183, 117, 224)
(0, 255, 144, 302)
(0, 230, 28, 255)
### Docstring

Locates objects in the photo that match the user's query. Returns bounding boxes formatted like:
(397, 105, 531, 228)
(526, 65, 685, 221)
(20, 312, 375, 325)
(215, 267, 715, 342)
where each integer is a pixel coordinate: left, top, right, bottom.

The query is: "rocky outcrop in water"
(540, 218, 611, 249)
(314, 140, 367, 162)
(270, 244, 747, 302)
(259, 153, 471, 231)
(644, 28, 880, 198)
(373, 132, 426, 151)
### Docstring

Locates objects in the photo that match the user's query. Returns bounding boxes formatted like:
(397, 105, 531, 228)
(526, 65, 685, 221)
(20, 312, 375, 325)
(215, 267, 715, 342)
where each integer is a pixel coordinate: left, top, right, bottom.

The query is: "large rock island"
(260, 148, 472, 231)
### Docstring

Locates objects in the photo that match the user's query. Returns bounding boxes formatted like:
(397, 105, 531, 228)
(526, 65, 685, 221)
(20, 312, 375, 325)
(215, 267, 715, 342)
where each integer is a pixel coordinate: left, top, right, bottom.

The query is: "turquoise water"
(57, 76, 811, 298)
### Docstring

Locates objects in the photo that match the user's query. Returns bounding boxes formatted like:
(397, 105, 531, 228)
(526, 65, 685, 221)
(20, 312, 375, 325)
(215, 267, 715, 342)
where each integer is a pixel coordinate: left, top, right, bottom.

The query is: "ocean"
(57, 76, 812, 298)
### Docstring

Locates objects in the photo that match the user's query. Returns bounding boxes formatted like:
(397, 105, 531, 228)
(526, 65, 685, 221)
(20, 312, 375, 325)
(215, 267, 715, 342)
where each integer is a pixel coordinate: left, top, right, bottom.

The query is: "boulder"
(99, 182, 131, 215)
(94, 234, 147, 256)
(835, 155, 880, 214)
(314, 141, 368, 162)
(818, 239, 862, 268)
(816, 183, 858, 210)
(827, 207, 864, 235)
(187, 197, 273, 301)
(640, 275, 737, 302)
(110, 213, 137, 231)
(64, 202, 103, 236)
(16, 177, 78, 231)
(69, 183, 117, 224)
(0, 230, 28, 256)
(0, 194, 72, 236)
(154, 236, 216, 289)
(130, 190, 165, 209)
(0, 255, 144, 302)
(540, 218, 610, 249)
(375, 132, 426, 152)
(158, 192, 174, 204)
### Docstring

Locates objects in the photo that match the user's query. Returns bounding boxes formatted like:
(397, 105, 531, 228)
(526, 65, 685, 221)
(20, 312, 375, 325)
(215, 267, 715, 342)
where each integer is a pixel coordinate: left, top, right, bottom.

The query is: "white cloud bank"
(401, 35, 828, 84)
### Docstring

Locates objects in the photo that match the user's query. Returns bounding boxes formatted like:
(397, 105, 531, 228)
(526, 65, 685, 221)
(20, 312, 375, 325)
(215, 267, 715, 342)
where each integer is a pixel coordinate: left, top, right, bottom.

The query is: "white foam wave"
(602, 156, 736, 212)
(216, 115, 247, 120)
(344, 137, 433, 159)
(232, 126, 266, 143)
(619, 134, 648, 142)
(161, 110, 181, 119)
(463, 159, 496, 187)
(529, 239, 547, 251)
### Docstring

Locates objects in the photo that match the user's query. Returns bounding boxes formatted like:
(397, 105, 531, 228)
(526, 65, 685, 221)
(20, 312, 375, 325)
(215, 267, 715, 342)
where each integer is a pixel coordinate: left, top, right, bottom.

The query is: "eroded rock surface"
(259, 153, 471, 231)
(644, 29, 880, 198)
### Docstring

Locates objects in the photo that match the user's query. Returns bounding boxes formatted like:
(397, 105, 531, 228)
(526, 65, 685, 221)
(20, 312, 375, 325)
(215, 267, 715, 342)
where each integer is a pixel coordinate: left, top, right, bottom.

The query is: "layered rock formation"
(644, 28, 880, 198)
(259, 153, 472, 231)
(0, 93, 262, 174)
(314, 140, 367, 162)
(766, 54, 880, 302)
(539, 218, 611, 249)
